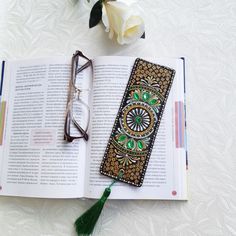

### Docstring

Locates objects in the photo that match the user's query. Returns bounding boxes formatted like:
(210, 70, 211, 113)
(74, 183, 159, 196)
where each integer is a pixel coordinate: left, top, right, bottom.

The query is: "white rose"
(102, 1, 145, 45)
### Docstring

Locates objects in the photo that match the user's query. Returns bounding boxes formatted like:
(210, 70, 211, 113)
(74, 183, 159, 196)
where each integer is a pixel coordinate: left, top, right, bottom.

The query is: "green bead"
(135, 116, 142, 124)
(118, 134, 126, 142)
(142, 92, 150, 101)
(137, 141, 143, 149)
(127, 139, 135, 149)
(133, 92, 139, 100)
(149, 98, 158, 105)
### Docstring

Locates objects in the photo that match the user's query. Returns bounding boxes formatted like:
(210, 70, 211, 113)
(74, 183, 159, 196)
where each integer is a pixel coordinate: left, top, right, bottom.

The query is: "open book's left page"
(0, 58, 91, 198)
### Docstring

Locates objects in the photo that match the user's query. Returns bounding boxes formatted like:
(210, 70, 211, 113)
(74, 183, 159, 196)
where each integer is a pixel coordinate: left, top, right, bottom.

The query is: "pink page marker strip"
(175, 101, 185, 148)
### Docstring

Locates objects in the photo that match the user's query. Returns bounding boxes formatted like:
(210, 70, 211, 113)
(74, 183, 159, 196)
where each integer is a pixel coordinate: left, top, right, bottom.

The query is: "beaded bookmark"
(100, 58, 175, 186)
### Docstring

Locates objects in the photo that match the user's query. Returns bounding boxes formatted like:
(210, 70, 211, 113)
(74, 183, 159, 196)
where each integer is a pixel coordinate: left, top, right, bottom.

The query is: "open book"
(0, 56, 187, 200)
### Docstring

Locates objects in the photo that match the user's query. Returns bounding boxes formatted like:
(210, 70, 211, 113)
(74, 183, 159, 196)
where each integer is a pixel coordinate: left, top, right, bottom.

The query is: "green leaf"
(149, 98, 158, 105)
(89, 0, 102, 28)
(137, 140, 143, 150)
(133, 92, 140, 100)
(118, 134, 127, 142)
(141, 32, 145, 39)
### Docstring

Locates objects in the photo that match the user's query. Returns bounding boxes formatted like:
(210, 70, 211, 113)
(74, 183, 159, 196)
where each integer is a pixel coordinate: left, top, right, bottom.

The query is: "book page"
(0, 57, 92, 198)
(85, 56, 185, 200)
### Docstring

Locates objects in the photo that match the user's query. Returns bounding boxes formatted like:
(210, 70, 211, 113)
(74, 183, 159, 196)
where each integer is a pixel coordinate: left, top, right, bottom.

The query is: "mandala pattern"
(100, 58, 175, 187)
(120, 102, 157, 139)
(126, 107, 150, 132)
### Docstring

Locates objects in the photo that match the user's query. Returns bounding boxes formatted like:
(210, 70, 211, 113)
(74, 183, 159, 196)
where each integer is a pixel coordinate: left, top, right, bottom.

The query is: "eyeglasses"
(64, 51, 92, 142)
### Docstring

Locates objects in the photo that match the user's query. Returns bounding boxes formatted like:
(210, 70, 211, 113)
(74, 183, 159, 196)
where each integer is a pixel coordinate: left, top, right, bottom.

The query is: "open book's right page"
(85, 56, 187, 200)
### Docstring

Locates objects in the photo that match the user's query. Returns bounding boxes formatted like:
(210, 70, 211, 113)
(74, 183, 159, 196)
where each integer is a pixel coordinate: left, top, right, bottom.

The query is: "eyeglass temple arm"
(76, 60, 92, 74)
(73, 50, 91, 61)
(73, 50, 92, 73)
(72, 118, 89, 141)
(64, 113, 89, 142)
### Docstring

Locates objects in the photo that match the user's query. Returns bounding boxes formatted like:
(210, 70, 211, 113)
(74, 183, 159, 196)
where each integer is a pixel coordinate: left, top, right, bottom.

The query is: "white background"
(0, 0, 236, 235)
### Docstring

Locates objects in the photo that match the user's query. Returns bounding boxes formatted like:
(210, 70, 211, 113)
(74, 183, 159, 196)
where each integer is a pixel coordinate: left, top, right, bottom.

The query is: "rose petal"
(102, 3, 110, 32)
(116, 0, 139, 6)
(106, 2, 131, 36)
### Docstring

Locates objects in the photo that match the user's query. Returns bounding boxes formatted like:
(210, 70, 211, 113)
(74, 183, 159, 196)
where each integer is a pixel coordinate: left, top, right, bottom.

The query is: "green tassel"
(74, 173, 123, 236)
(74, 188, 111, 235)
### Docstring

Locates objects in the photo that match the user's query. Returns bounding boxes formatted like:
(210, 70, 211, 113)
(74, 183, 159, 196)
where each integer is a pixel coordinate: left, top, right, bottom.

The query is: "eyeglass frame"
(64, 51, 92, 142)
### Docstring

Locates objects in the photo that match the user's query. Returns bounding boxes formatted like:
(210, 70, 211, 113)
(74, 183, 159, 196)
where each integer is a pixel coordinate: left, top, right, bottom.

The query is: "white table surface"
(0, 0, 236, 235)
